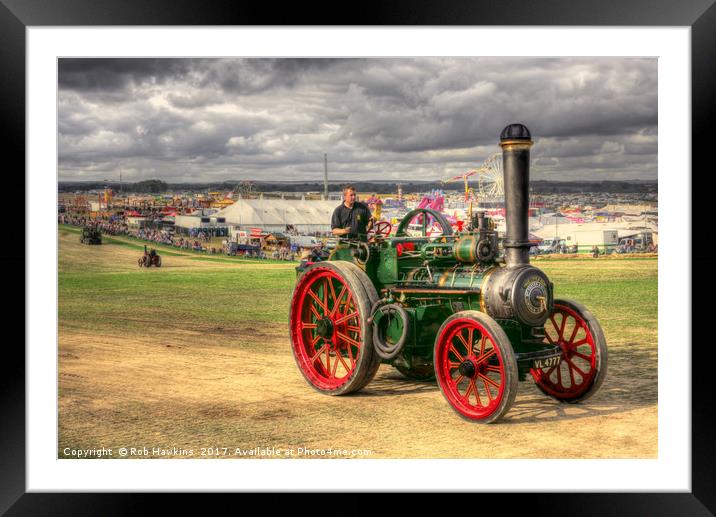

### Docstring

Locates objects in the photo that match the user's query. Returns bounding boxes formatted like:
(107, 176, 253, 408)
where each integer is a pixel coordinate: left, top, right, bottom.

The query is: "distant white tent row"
(214, 198, 338, 233)
(531, 214, 572, 227)
(533, 220, 654, 240)
(599, 204, 657, 215)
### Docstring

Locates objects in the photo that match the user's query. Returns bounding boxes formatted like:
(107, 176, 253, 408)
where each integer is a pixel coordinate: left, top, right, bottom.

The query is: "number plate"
(532, 356, 561, 369)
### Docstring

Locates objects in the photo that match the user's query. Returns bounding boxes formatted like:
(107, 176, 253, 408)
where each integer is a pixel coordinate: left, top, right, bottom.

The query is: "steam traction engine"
(289, 124, 607, 423)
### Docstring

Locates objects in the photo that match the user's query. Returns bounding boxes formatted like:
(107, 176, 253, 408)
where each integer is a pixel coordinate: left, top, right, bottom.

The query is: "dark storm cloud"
(58, 57, 657, 182)
(332, 58, 657, 153)
(59, 58, 199, 92)
(198, 58, 357, 95)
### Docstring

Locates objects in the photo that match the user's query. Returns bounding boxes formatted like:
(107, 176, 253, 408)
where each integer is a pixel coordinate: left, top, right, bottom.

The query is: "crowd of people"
(270, 247, 296, 261)
(223, 241, 297, 261)
(59, 213, 300, 260)
(614, 241, 658, 254)
(59, 214, 128, 236)
(530, 242, 578, 255)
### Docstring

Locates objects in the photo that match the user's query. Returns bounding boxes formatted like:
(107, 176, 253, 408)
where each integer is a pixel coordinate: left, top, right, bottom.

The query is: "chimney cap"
(500, 124, 532, 141)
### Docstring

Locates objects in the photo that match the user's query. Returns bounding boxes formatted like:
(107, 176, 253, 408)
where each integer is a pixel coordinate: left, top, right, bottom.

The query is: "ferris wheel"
(477, 153, 504, 200)
(441, 152, 506, 203)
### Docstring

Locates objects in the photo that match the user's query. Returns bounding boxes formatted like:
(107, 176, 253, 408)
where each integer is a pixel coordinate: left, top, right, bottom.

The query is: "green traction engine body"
(289, 124, 608, 424)
(321, 209, 558, 383)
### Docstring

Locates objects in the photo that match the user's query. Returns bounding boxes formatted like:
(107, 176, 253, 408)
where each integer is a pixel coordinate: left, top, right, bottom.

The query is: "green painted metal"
(297, 219, 556, 381)
(452, 235, 478, 263)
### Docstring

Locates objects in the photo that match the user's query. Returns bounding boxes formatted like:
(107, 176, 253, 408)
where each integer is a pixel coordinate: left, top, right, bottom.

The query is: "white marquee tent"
(214, 198, 338, 233)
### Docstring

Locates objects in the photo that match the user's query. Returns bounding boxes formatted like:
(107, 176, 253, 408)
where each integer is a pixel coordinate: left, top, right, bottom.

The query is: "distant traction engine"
(289, 124, 608, 423)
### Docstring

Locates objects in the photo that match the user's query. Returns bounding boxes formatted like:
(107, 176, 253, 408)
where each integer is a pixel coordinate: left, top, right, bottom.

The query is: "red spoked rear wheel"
(434, 311, 518, 423)
(289, 261, 380, 395)
(530, 298, 608, 403)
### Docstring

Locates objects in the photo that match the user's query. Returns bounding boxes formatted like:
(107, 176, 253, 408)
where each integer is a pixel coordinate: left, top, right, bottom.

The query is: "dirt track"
(58, 232, 657, 459)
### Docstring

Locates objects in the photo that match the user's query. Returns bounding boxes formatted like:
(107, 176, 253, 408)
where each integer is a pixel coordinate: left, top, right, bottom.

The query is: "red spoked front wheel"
(434, 311, 518, 423)
(289, 261, 380, 395)
(530, 298, 608, 403)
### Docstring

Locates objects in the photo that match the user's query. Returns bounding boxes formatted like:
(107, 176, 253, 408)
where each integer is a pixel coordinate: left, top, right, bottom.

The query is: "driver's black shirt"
(331, 201, 372, 240)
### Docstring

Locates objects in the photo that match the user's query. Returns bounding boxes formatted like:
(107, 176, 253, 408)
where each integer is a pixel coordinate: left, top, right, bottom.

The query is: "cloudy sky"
(58, 58, 657, 183)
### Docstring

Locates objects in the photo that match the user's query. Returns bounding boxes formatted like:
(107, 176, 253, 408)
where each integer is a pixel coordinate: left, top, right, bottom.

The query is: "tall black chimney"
(500, 123, 533, 268)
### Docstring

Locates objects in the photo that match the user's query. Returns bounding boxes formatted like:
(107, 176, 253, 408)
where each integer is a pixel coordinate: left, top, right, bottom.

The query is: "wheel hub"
(316, 317, 335, 340)
(560, 341, 575, 359)
(458, 359, 477, 378)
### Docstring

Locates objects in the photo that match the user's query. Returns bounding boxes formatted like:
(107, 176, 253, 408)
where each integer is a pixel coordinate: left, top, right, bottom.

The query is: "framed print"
(5, 0, 715, 513)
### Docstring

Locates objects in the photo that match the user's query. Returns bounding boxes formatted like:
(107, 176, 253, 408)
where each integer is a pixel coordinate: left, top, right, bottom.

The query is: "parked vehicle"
(572, 229, 619, 254)
(616, 232, 654, 253)
(290, 235, 320, 248)
(536, 238, 566, 254)
(224, 242, 260, 256)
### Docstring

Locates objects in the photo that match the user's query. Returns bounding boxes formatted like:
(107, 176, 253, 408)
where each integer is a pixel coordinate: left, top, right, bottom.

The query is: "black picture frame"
(5, 0, 714, 513)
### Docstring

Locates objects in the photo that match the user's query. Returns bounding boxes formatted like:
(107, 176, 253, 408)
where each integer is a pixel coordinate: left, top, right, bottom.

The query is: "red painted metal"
(530, 303, 598, 399)
(435, 317, 507, 420)
(290, 268, 363, 391)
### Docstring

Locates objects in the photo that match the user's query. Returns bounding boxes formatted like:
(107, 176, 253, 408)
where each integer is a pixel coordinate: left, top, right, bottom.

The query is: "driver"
(331, 185, 374, 241)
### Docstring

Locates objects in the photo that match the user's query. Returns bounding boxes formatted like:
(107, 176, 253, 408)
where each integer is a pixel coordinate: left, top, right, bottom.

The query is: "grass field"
(58, 226, 658, 459)
(59, 225, 296, 336)
(59, 225, 657, 345)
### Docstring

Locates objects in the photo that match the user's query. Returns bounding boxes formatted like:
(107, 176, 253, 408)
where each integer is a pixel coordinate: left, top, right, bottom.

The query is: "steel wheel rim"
(531, 304, 598, 398)
(290, 268, 363, 391)
(436, 318, 507, 419)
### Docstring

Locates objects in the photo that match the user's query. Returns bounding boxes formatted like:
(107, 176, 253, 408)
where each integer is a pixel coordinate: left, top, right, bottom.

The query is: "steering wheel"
(395, 208, 454, 238)
(368, 220, 393, 242)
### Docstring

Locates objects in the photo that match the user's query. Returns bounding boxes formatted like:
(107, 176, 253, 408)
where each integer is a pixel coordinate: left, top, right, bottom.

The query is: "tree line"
(58, 179, 657, 195)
